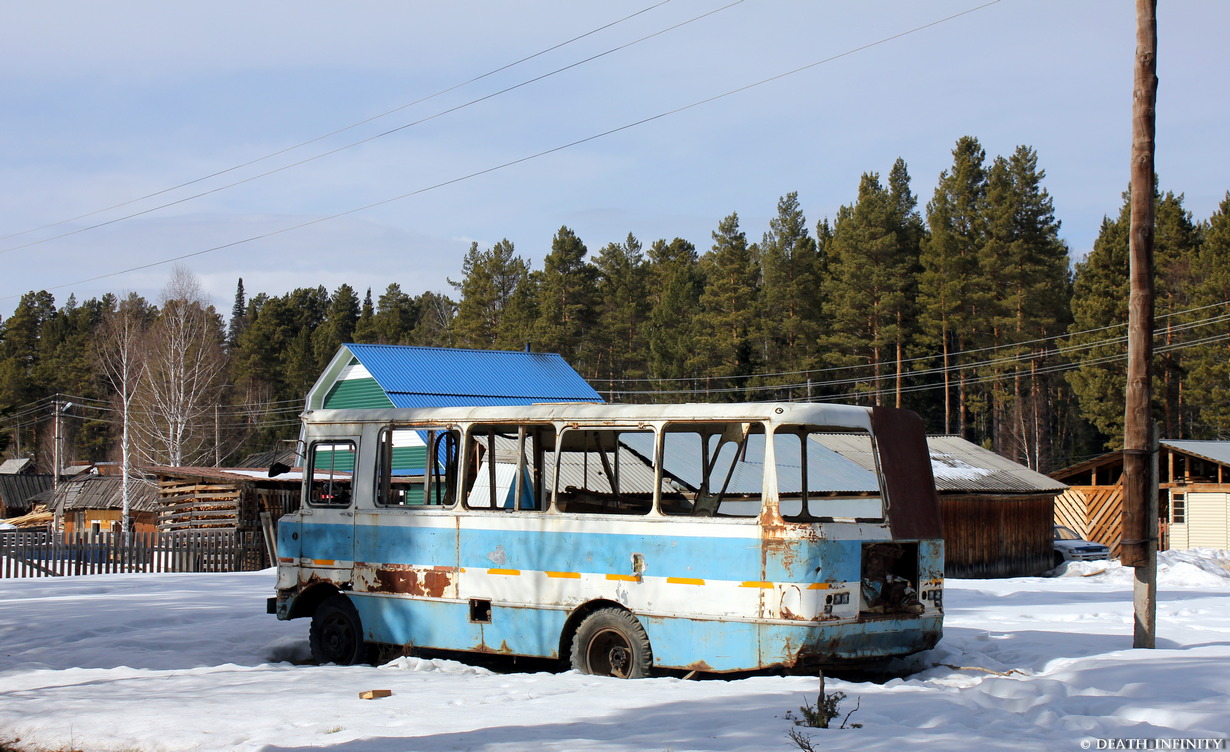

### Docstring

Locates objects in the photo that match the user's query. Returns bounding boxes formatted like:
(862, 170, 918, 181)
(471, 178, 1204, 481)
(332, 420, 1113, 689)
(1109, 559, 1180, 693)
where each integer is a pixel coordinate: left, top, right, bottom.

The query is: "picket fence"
(0, 529, 268, 579)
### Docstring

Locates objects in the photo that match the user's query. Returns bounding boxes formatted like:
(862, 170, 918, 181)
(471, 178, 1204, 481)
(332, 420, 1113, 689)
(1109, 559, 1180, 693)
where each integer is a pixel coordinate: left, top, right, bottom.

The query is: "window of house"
(1172, 493, 1186, 524)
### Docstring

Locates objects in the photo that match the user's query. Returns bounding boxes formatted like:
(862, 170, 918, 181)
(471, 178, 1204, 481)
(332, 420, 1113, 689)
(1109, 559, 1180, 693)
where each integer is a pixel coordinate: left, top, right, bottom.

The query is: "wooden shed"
(925, 437, 1068, 578)
(1051, 440, 1230, 555)
(816, 435, 1067, 578)
(0, 473, 53, 518)
(47, 474, 161, 534)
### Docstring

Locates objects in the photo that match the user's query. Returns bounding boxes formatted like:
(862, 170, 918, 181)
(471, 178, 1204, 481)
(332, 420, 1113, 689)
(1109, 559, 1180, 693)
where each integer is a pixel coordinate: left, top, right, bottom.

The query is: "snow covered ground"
(2, 551, 1229, 752)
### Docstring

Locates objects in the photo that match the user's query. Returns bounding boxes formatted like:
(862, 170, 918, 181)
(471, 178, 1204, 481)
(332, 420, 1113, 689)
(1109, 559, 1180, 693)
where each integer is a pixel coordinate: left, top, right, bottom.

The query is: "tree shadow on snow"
(255, 690, 846, 752)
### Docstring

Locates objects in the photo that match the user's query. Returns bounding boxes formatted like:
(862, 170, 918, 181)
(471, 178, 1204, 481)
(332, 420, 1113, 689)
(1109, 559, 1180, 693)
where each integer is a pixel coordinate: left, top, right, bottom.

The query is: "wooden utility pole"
(52, 397, 62, 494)
(1122, 0, 1158, 649)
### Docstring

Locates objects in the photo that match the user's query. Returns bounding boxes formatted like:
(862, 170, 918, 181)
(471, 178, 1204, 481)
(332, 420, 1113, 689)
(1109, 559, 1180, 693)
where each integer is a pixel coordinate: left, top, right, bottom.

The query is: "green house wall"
(322, 369, 394, 409)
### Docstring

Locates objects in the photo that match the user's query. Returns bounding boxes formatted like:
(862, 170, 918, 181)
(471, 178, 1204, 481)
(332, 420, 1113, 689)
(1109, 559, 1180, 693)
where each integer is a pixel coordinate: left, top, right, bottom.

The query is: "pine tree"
(919, 136, 989, 435)
(1067, 204, 1131, 448)
(1067, 188, 1201, 447)
(757, 193, 821, 400)
(451, 240, 533, 349)
(980, 146, 1072, 468)
(312, 283, 361, 364)
(645, 238, 702, 398)
(373, 283, 418, 346)
(823, 171, 918, 408)
(1152, 192, 1203, 437)
(693, 213, 759, 399)
(534, 226, 598, 367)
(1185, 192, 1230, 437)
(0, 291, 58, 413)
(592, 233, 650, 390)
(353, 288, 378, 343)
(227, 278, 247, 350)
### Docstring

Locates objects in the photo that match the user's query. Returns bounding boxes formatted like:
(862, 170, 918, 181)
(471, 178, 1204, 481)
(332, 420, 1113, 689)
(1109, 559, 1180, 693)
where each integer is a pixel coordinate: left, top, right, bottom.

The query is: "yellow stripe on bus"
(807, 583, 832, 590)
(311, 559, 336, 566)
(740, 581, 774, 589)
(666, 577, 705, 586)
(487, 568, 521, 576)
(546, 571, 581, 579)
(605, 573, 639, 582)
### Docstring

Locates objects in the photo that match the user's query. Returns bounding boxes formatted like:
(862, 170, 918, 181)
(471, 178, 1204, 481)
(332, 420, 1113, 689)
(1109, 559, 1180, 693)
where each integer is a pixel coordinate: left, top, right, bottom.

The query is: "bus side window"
(307, 441, 355, 507)
(775, 428, 883, 522)
(553, 429, 654, 516)
(657, 425, 764, 517)
(377, 426, 459, 507)
(462, 425, 554, 511)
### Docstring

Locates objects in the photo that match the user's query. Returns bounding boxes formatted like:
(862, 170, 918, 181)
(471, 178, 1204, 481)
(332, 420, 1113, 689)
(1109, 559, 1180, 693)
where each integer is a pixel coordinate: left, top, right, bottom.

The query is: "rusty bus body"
(269, 402, 943, 676)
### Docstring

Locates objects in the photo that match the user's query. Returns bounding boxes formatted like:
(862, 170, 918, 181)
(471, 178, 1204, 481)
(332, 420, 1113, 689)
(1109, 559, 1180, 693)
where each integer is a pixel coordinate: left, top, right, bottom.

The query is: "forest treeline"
(2, 136, 1228, 475)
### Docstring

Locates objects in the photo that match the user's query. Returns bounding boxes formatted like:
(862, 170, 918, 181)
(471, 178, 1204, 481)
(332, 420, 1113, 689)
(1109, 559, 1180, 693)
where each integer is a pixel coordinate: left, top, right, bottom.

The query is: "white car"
(1053, 525, 1112, 566)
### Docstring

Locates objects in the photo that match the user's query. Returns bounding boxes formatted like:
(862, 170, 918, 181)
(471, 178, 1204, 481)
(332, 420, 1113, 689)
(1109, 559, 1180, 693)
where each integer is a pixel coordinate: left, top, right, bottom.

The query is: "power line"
(589, 298, 1230, 385)
(0, 1, 740, 259)
(602, 323, 1230, 398)
(1, 0, 1002, 302)
(0, 1, 675, 246)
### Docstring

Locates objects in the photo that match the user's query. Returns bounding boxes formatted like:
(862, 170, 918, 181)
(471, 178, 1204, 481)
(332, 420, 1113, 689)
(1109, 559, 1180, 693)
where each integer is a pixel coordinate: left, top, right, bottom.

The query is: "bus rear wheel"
(310, 594, 367, 665)
(571, 608, 652, 679)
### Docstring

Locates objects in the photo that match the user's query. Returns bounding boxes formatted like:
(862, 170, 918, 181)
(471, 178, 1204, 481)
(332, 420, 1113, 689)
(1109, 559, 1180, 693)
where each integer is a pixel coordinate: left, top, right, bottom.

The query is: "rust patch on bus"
(356, 563, 455, 598)
(760, 509, 823, 580)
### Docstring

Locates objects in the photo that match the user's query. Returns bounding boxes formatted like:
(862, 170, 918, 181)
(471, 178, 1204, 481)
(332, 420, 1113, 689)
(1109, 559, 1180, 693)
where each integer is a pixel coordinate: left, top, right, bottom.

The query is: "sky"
(1, 552, 1229, 750)
(2, 1, 1229, 313)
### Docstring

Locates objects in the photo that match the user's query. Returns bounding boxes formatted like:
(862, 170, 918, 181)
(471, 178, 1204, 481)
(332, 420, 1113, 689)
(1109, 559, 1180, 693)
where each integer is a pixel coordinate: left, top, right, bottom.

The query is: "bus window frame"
(461, 423, 555, 512)
(551, 424, 657, 516)
(654, 421, 768, 519)
(375, 425, 460, 509)
(305, 439, 356, 508)
(771, 425, 886, 523)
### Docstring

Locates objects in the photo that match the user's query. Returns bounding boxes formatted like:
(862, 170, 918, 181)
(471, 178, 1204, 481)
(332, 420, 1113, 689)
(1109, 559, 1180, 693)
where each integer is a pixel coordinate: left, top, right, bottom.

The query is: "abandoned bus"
(268, 402, 944, 677)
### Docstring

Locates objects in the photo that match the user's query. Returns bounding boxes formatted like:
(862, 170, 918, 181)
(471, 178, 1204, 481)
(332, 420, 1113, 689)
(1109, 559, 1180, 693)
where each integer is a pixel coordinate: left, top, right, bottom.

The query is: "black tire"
(310, 594, 367, 665)
(570, 608, 652, 679)
(1054, 551, 1066, 568)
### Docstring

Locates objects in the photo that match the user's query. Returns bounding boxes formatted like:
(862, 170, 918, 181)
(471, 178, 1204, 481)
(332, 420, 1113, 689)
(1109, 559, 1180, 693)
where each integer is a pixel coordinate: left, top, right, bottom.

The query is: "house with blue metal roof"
(307, 344, 603, 411)
(305, 344, 603, 475)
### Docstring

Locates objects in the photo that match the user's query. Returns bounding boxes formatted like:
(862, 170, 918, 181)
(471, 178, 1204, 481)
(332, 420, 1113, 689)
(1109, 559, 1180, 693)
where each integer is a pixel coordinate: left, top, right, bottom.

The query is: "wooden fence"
(0, 529, 268, 579)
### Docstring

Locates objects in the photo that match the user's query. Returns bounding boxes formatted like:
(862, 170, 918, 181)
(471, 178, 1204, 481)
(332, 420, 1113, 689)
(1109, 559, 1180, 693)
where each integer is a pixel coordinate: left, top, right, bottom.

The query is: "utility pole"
(1122, 0, 1158, 649)
(52, 397, 61, 494)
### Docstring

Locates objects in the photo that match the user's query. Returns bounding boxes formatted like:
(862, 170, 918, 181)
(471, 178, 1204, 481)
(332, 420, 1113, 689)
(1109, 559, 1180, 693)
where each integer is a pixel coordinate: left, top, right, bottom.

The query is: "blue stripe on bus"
(351, 594, 567, 659)
(291, 520, 877, 584)
(349, 593, 941, 672)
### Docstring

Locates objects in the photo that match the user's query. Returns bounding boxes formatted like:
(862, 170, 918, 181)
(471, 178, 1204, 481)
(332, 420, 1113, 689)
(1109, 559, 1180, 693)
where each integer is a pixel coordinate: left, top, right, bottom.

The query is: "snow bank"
(2, 556, 1229, 751)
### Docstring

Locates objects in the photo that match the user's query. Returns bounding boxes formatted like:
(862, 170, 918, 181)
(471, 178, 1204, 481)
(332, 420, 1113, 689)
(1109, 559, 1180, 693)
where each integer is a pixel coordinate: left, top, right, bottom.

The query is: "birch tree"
(95, 293, 154, 537)
(132, 268, 228, 467)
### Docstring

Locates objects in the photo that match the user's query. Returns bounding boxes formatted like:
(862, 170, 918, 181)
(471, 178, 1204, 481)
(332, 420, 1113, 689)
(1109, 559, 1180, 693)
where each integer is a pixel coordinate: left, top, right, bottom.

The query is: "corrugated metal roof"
(346, 344, 603, 405)
(1160, 440, 1230, 467)
(387, 394, 580, 408)
(813, 434, 1066, 494)
(0, 458, 34, 474)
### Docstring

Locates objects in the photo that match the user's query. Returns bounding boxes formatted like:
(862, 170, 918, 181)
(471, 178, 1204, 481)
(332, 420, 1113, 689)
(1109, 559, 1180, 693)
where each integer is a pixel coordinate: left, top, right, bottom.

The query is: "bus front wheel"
(310, 594, 367, 665)
(571, 608, 652, 679)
